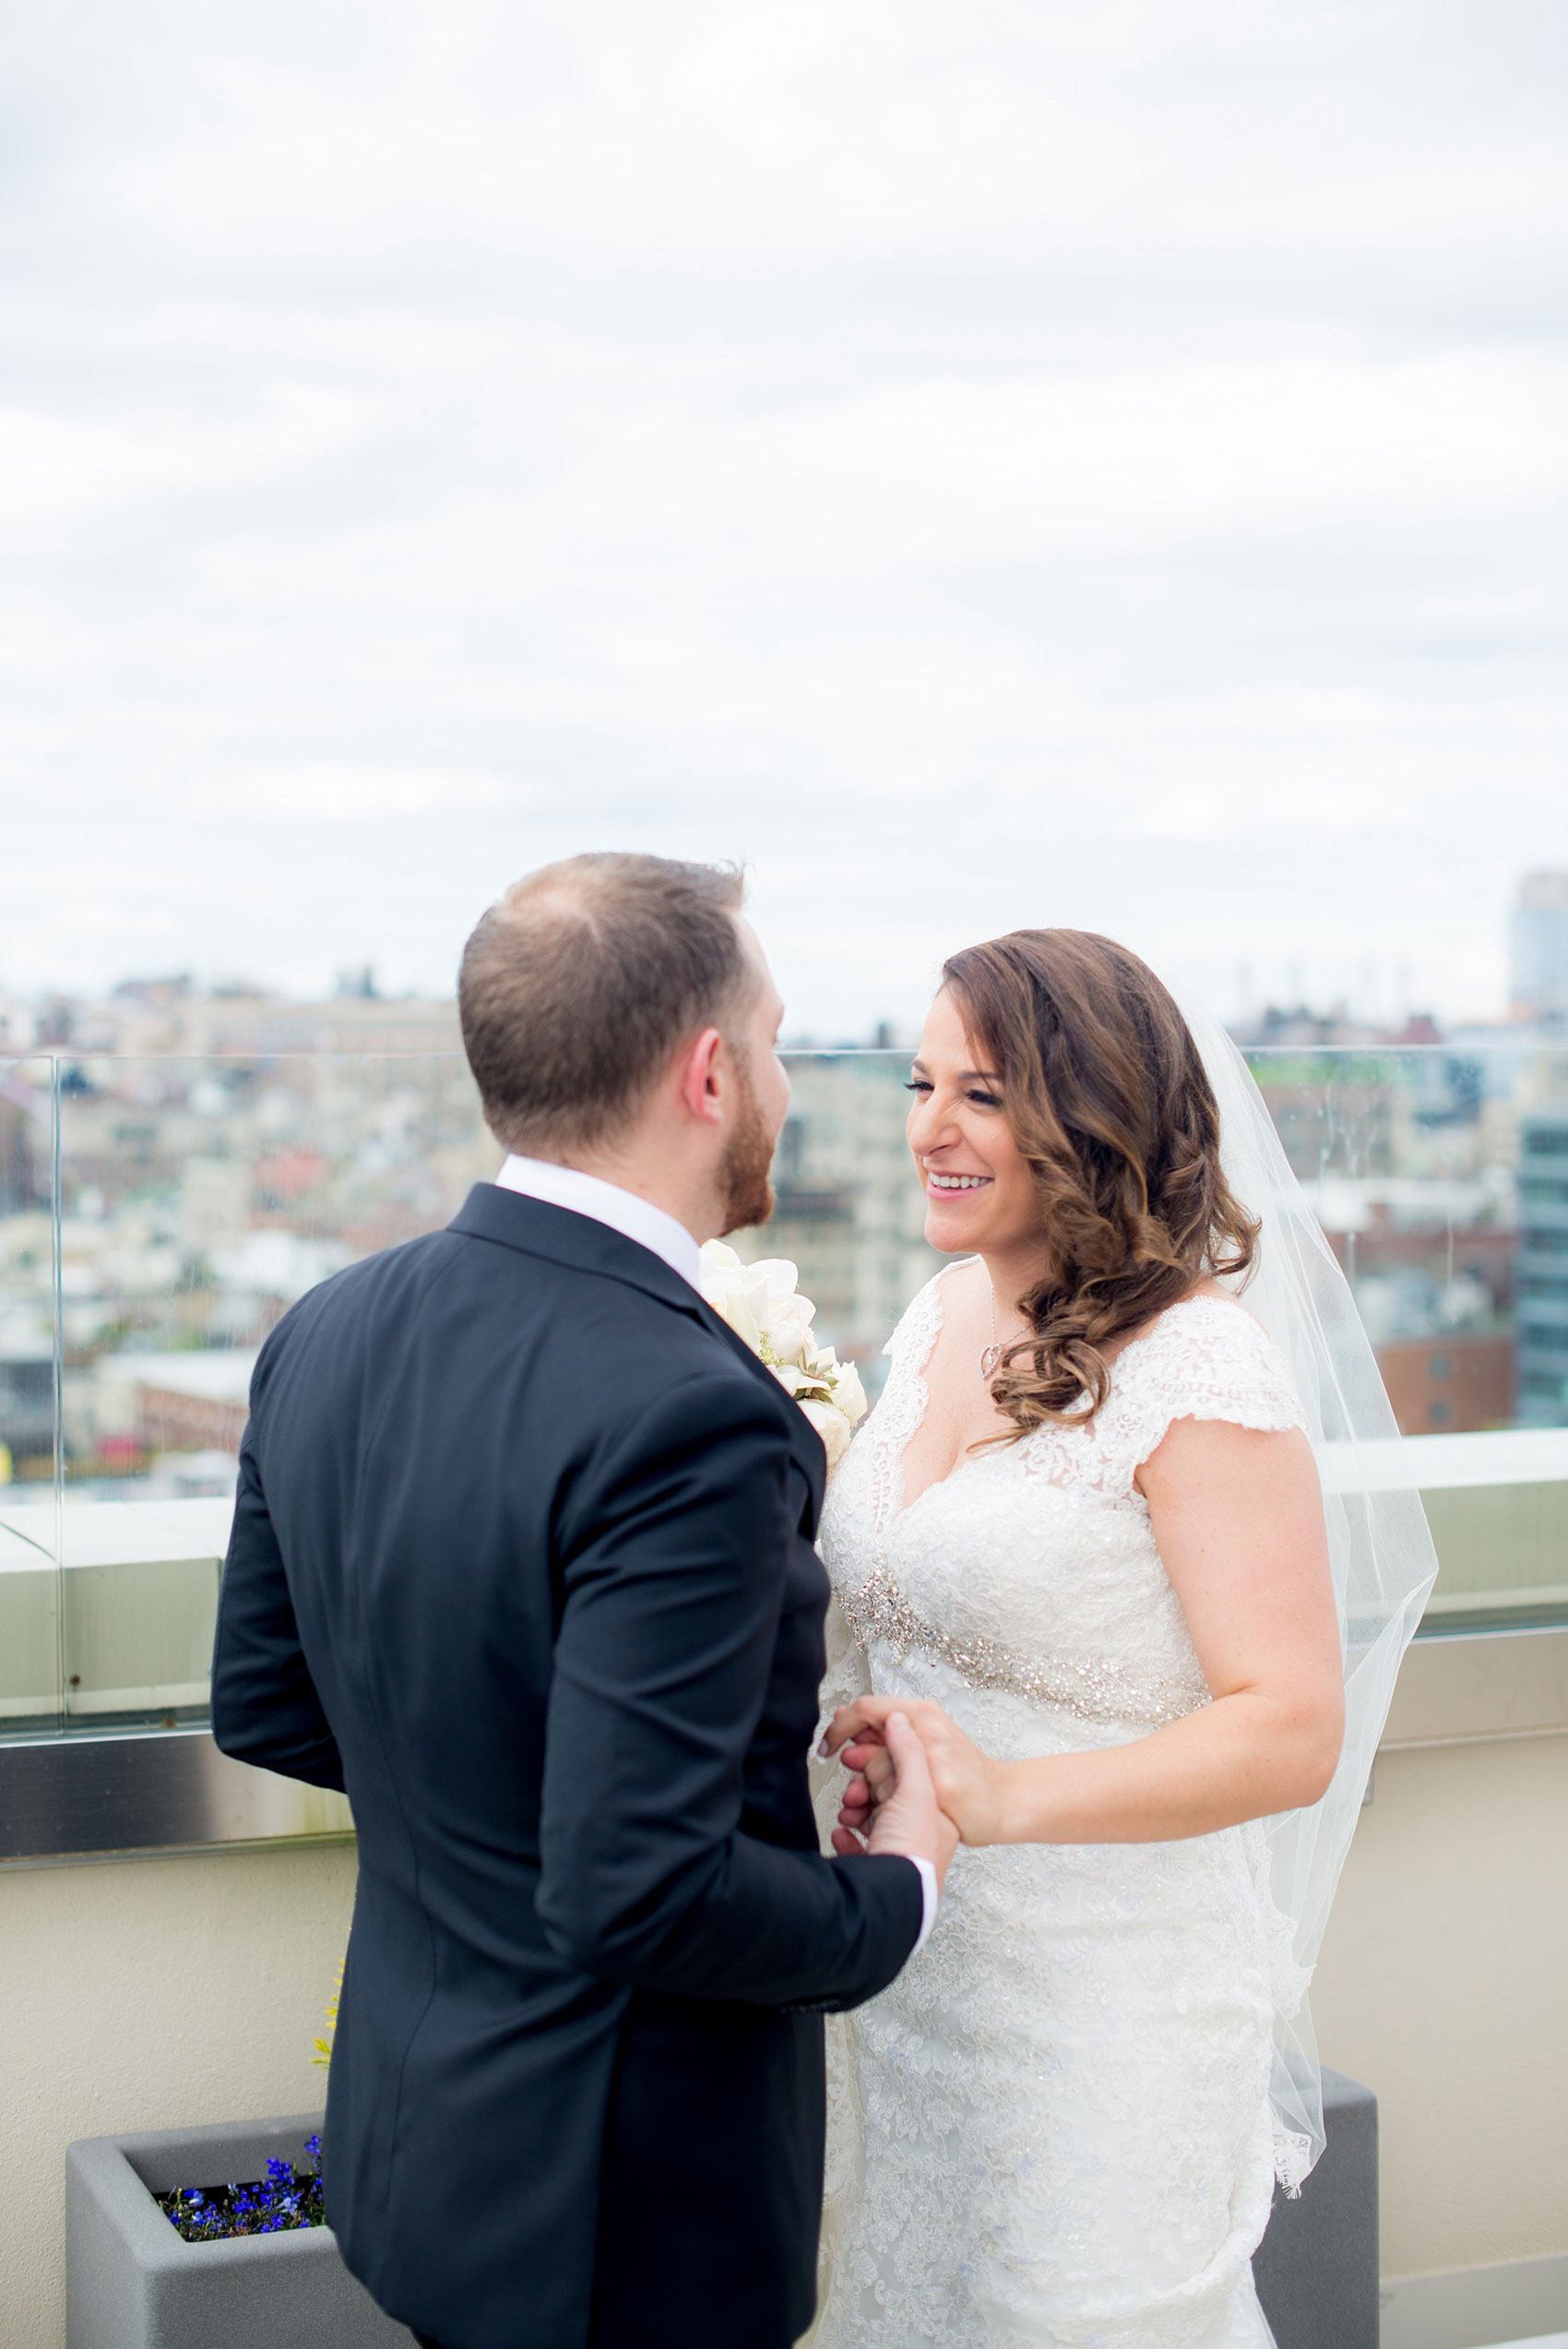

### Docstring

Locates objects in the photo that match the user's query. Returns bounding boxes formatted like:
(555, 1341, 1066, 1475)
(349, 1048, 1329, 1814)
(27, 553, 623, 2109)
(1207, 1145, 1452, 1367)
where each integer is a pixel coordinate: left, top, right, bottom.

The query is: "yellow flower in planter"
(311, 1964, 343, 2073)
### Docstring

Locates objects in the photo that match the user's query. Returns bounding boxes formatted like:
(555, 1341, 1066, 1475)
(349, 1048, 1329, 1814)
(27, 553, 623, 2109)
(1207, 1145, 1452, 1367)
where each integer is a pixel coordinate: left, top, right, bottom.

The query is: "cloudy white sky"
(3, 0, 1565, 1035)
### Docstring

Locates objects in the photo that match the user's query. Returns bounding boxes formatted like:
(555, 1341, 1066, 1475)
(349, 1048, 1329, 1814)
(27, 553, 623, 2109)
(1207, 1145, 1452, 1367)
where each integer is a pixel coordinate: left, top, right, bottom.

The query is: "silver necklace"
(980, 1282, 1025, 1382)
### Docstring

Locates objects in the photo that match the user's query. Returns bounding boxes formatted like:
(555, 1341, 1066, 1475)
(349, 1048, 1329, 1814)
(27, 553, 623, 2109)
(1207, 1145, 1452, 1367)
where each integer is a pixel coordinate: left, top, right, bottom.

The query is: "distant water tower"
(1509, 871, 1568, 1022)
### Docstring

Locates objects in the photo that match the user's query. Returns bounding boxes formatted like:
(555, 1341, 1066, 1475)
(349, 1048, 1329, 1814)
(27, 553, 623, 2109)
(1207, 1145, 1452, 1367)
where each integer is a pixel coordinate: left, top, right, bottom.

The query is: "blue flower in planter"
(157, 2137, 328, 2242)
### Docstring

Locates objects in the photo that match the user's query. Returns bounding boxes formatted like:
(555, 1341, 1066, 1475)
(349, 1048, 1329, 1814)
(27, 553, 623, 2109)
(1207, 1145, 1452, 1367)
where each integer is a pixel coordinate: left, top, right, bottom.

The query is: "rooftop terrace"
(1, 1043, 1565, 2347)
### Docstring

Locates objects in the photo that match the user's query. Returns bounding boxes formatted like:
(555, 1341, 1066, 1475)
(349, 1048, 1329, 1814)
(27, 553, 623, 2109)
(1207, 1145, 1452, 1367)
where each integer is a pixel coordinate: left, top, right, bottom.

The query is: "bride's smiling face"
(907, 989, 1043, 1259)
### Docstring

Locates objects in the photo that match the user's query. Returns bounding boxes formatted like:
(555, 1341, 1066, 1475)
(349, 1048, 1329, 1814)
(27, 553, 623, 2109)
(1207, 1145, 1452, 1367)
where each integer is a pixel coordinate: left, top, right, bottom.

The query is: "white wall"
(1, 1732, 1563, 2345)
(0, 1840, 357, 2349)
(1313, 1730, 1568, 2281)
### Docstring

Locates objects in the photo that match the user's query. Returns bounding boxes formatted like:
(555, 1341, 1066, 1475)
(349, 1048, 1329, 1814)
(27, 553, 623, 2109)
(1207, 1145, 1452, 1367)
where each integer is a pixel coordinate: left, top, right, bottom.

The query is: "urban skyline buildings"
(4, 869, 1567, 1063)
(4, 870, 1568, 1502)
(1511, 871, 1568, 1025)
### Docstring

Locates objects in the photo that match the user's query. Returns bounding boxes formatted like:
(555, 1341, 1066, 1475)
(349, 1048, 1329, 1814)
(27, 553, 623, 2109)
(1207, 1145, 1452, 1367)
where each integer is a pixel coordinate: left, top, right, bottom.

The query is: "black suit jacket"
(210, 1185, 921, 2349)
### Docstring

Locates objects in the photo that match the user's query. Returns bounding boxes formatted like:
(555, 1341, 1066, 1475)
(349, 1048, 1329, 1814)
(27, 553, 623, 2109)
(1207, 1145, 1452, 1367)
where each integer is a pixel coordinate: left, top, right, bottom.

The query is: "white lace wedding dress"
(809, 1267, 1312, 2349)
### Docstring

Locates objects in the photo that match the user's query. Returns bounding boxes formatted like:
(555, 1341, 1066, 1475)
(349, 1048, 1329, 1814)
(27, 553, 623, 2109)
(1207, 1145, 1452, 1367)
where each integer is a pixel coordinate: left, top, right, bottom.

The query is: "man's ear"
(676, 1026, 725, 1124)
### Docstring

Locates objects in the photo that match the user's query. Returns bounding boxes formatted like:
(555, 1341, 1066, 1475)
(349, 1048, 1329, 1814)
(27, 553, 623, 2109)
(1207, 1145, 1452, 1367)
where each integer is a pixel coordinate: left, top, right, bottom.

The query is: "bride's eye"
(968, 1089, 1003, 1108)
(904, 1079, 933, 1095)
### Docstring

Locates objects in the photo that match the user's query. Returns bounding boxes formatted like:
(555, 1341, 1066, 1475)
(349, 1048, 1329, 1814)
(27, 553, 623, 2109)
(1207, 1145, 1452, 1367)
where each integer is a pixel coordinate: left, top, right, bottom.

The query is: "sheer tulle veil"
(1174, 991, 1439, 2183)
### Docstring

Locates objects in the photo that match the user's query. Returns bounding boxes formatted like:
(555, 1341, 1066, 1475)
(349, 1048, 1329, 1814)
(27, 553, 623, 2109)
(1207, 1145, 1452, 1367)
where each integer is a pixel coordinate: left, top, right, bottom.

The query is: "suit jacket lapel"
(692, 1290, 829, 1521)
(447, 1186, 828, 1516)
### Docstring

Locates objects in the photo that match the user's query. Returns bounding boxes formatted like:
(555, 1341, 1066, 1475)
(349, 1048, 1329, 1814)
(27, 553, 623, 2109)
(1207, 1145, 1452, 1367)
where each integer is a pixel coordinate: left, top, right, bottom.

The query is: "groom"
(210, 853, 951, 2349)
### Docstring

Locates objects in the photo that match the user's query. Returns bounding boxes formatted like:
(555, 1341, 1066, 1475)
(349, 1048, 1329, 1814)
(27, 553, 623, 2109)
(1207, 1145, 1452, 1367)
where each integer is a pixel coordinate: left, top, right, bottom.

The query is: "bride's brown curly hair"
(942, 929, 1258, 1435)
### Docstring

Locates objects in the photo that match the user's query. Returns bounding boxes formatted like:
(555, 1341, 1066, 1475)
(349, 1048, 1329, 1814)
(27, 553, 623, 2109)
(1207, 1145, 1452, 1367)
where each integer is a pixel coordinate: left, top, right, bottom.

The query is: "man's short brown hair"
(457, 853, 751, 1155)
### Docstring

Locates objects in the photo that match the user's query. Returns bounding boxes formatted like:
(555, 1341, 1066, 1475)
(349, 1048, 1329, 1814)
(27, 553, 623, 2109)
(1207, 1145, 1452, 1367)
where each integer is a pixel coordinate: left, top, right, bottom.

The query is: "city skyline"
(6, 857, 1566, 1049)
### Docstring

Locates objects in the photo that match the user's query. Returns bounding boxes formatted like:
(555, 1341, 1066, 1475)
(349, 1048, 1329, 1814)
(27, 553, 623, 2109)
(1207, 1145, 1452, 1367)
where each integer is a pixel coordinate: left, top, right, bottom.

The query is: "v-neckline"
(889, 1261, 987, 1520)
(886, 1275, 1214, 1521)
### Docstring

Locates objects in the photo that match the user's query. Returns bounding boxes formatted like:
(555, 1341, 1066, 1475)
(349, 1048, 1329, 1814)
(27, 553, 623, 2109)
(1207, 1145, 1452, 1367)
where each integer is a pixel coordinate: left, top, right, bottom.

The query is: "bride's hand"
(824, 1695, 1011, 1848)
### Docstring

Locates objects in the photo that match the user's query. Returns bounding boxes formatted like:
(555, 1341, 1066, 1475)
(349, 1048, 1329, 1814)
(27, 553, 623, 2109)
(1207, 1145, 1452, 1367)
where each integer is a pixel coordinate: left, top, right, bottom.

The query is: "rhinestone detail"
(837, 1558, 1206, 1732)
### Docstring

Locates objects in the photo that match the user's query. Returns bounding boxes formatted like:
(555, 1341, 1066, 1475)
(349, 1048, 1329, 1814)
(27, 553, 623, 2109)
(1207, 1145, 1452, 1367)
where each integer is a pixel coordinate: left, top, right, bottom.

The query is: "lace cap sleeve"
(881, 1259, 963, 1373)
(1111, 1294, 1306, 1479)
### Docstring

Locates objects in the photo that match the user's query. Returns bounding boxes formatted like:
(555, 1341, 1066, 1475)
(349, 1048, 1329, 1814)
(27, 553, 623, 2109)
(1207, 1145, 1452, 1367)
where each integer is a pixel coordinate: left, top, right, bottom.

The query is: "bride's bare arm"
(825, 1417, 1345, 1848)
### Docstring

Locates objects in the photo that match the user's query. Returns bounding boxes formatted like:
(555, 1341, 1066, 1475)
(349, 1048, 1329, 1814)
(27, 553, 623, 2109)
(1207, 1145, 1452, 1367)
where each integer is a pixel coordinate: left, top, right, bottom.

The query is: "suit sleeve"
(210, 1418, 346, 1792)
(535, 1371, 921, 2009)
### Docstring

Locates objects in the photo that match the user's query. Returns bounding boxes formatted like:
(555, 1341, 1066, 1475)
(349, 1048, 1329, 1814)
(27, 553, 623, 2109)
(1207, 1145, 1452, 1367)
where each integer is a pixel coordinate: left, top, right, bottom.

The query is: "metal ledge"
(1381, 1624, 1568, 1749)
(0, 1729, 354, 1867)
(4, 1628, 1562, 1866)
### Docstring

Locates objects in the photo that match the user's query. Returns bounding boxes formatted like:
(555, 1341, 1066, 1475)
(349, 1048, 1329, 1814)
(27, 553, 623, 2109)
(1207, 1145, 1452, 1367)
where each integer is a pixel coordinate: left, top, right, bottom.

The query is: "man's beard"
(718, 1049, 778, 1236)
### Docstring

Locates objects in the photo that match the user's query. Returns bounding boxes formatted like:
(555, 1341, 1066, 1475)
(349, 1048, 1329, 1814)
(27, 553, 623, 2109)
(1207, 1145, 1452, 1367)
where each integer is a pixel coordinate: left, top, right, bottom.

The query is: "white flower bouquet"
(698, 1241, 869, 1472)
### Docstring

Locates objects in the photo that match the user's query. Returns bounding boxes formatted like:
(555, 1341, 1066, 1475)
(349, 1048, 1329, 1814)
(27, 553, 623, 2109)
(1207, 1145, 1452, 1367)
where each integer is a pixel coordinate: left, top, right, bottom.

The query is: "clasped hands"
(821, 1696, 1011, 1870)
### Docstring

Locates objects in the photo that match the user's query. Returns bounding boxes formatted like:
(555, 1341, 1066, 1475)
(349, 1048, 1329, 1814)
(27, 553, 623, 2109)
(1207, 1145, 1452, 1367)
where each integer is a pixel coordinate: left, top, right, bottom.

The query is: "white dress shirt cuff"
(909, 1856, 940, 1954)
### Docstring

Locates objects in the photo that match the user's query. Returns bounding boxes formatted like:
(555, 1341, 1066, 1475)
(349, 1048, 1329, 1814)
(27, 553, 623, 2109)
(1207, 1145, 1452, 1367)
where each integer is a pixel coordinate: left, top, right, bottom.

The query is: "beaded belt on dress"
(837, 1561, 1206, 1731)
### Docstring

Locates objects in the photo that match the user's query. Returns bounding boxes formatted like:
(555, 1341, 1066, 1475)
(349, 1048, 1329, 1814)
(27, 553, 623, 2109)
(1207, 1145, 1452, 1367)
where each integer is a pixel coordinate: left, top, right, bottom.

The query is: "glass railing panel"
(0, 1055, 62, 1733)
(57, 1500, 230, 1728)
(1243, 1042, 1568, 1442)
(15, 1036, 1568, 1747)
(1231, 1043, 1568, 1633)
(1321, 1428, 1568, 1633)
(54, 1052, 492, 1729)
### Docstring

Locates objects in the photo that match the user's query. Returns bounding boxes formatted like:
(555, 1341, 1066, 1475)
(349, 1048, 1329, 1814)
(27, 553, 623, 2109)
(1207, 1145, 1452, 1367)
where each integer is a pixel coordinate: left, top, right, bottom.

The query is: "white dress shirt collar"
(494, 1154, 703, 1294)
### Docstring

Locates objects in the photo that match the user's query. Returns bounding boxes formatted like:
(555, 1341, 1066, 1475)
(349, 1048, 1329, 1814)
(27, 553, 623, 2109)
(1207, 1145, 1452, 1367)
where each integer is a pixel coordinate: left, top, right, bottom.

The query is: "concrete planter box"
(66, 2110, 415, 2349)
(66, 2075, 1377, 2349)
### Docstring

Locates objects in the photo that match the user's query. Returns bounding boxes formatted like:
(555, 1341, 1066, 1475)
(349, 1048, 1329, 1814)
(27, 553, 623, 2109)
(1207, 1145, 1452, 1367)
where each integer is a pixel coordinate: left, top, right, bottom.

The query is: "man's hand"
(829, 1708, 958, 1890)
(826, 1694, 1014, 1850)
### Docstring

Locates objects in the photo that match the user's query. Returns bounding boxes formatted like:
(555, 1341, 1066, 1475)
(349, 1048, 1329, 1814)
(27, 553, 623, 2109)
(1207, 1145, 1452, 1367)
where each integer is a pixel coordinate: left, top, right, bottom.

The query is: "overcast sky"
(3, 0, 1565, 1035)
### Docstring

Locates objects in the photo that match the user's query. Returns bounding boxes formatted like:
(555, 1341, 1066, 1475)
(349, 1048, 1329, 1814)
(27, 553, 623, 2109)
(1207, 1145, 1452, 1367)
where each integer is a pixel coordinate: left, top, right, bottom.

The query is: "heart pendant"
(979, 1342, 1003, 1379)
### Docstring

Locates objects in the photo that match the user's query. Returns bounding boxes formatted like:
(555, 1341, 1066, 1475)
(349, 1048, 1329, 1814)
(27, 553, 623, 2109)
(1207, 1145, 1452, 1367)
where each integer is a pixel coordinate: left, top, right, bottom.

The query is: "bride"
(810, 929, 1434, 2349)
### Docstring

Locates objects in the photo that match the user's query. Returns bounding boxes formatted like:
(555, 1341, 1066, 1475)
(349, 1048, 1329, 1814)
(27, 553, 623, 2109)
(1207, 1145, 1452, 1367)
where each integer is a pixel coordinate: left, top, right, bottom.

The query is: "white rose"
(767, 1318, 812, 1366)
(698, 1243, 766, 1349)
(828, 1358, 868, 1425)
(698, 1242, 854, 1458)
(746, 1261, 815, 1339)
(704, 1277, 764, 1353)
(707, 1252, 818, 1365)
(796, 1395, 854, 1473)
